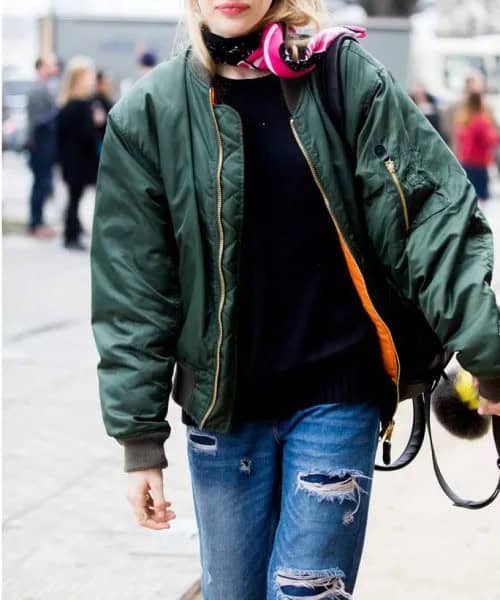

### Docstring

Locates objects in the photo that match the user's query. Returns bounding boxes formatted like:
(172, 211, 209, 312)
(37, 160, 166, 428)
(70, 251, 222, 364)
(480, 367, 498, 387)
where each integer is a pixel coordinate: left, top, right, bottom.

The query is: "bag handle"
(374, 395, 426, 471)
(424, 391, 500, 509)
(375, 392, 500, 508)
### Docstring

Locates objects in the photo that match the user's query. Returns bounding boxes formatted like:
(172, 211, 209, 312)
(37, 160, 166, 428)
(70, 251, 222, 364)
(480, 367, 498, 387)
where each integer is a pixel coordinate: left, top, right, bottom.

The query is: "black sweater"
(182, 73, 386, 426)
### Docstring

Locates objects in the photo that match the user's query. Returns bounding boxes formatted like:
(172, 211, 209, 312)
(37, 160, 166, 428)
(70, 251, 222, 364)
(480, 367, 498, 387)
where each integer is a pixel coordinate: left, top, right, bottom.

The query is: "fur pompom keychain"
(432, 369, 491, 440)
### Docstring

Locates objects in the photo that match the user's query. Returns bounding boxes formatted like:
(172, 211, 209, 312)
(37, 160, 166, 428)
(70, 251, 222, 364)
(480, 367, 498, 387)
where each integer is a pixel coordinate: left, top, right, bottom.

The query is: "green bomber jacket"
(90, 40, 500, 472)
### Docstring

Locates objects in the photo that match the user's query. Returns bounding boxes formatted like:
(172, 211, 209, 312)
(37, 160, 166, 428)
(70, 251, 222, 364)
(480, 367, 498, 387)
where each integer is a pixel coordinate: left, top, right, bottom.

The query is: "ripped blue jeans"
(186, 393, 381, 599)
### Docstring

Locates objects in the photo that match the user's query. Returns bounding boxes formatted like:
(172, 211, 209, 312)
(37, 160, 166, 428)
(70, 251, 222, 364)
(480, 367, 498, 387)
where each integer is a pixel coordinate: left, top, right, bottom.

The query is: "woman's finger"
(478, 398, 500, 417)
(128, 486, 149, 520)
(144, 494, 174, 523)
(141, 505, 177, 528)
(149, 476, 176, 524)
(138, 493, 176, 530)
(478, 398, 490, 415)
(137, 515, 174, 530)
(133, 500, 176, 530)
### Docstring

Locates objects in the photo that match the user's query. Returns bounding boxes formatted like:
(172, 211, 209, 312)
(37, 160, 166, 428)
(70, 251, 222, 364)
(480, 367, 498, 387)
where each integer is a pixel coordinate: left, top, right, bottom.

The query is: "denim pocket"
(187, 428, 218, 454)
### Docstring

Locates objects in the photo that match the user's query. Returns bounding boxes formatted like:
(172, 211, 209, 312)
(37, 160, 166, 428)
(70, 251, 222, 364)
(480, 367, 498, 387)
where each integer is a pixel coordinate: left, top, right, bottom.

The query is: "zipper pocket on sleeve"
(383, 156, 410, 234)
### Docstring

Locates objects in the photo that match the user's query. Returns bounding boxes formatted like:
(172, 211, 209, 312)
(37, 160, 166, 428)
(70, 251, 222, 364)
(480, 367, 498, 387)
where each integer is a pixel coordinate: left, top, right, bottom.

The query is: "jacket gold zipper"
(384, 158, 410, 233)
(289, 117, 400, 449)
(199, 89, 226, 429)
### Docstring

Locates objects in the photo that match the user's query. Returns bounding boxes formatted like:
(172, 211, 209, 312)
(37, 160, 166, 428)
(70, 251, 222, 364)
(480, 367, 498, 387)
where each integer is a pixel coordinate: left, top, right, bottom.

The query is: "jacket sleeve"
(341, 41, 500, 401)
(90, 111, 182, 472)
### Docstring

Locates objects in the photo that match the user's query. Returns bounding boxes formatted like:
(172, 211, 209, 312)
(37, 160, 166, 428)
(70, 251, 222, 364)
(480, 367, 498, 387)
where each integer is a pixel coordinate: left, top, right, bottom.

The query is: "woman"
(58, 56, 104, 250)
(410, 80, 441, 135)
(455, 90, 499, 206)
(90, 1, 500, 598)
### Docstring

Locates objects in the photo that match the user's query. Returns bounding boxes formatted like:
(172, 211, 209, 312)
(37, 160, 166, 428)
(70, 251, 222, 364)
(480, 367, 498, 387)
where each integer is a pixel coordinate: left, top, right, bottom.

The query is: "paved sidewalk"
(3, 151, 500, 599)
(3, 152, 201, 600)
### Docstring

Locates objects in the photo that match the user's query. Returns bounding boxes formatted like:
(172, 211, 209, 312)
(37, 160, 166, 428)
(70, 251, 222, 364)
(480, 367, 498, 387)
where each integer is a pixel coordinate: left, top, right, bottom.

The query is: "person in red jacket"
(455, 91, 499, 206)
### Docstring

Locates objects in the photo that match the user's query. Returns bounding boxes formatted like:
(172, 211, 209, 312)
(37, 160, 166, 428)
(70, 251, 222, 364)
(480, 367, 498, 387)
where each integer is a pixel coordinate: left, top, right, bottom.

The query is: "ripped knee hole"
(276, 568, 353, 599)
(296, 469, 372, 525)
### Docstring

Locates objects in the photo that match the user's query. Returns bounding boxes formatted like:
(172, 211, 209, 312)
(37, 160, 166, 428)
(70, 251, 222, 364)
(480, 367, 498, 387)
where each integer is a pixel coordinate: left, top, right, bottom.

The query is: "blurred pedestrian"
(138, 50, 158, 77)
(410, 81, 441, 134)
(26, 55, 59, 239)
(92, 70, 114, 156)
(441, 71, 485, 151)
(58, 56, 103, 251)
(119, 49, 159, 96)
(455, 90, 499, 206)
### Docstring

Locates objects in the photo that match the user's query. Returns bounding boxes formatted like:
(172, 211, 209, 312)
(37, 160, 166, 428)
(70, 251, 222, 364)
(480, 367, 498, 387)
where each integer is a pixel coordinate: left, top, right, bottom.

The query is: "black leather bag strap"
(374, 395, 427, 472)
(319, 32, 358, 143)
(424, 392, 500, 509)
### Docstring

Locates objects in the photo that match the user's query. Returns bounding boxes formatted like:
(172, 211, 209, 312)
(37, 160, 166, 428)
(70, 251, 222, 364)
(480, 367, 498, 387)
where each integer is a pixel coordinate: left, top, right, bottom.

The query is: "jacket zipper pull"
(382, 156, 410, 233)
(384, 157, 396, 174)
(382, 419, 395, 466)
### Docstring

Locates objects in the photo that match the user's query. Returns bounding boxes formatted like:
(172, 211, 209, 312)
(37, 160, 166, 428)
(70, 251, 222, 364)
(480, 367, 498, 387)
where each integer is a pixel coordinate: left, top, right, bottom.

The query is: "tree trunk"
(359, 0, 419, 16)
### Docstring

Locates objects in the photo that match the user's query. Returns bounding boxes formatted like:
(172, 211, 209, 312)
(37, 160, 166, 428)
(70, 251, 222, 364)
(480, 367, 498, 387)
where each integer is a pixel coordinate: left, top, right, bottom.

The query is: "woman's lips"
(216, 4, 250, 16)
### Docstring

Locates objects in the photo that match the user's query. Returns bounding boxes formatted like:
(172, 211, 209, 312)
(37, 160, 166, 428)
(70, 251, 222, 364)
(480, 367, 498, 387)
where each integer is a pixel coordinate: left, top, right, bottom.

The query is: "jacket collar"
(186, 45, 212, 88)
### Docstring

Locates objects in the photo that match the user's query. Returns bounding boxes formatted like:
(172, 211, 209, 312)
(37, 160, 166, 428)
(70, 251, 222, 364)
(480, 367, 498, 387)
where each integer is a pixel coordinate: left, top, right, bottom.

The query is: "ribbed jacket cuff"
(118, 433, 169, 472)
(478, 377, 500, 403)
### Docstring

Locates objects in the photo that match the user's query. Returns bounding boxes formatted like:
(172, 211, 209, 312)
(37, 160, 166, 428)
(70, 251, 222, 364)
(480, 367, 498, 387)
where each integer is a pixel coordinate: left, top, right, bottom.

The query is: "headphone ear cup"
(432, 372, 490, 440)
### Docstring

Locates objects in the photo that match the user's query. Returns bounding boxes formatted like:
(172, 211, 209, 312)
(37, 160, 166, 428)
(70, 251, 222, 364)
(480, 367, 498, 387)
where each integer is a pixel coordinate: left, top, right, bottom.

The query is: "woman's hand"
(92, 106, 107, 127)
(127, 468, 176, 530)
(478, 398, 500, 417)
(472, 377, 500, 417)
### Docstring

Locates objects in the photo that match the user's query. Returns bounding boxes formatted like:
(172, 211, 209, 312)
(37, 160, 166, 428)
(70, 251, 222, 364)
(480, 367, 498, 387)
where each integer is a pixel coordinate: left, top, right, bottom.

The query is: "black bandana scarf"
(199, 22, 368, 78)
(200, 24, 264, 67)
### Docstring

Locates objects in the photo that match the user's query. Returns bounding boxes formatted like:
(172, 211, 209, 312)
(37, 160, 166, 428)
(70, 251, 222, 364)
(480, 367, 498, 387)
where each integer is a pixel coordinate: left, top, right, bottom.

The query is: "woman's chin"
(207, 18, 258, 38)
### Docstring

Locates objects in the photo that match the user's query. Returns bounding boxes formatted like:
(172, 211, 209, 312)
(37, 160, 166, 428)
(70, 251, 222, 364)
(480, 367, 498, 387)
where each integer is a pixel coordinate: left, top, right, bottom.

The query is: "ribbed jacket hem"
(118, 433, 169, 472)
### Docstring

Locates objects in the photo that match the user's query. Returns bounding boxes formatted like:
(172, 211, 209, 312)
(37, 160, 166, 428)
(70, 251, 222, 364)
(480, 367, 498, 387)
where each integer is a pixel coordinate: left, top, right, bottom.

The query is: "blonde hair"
(185, 0, 327, 76)
(58, 55, 96, 106)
